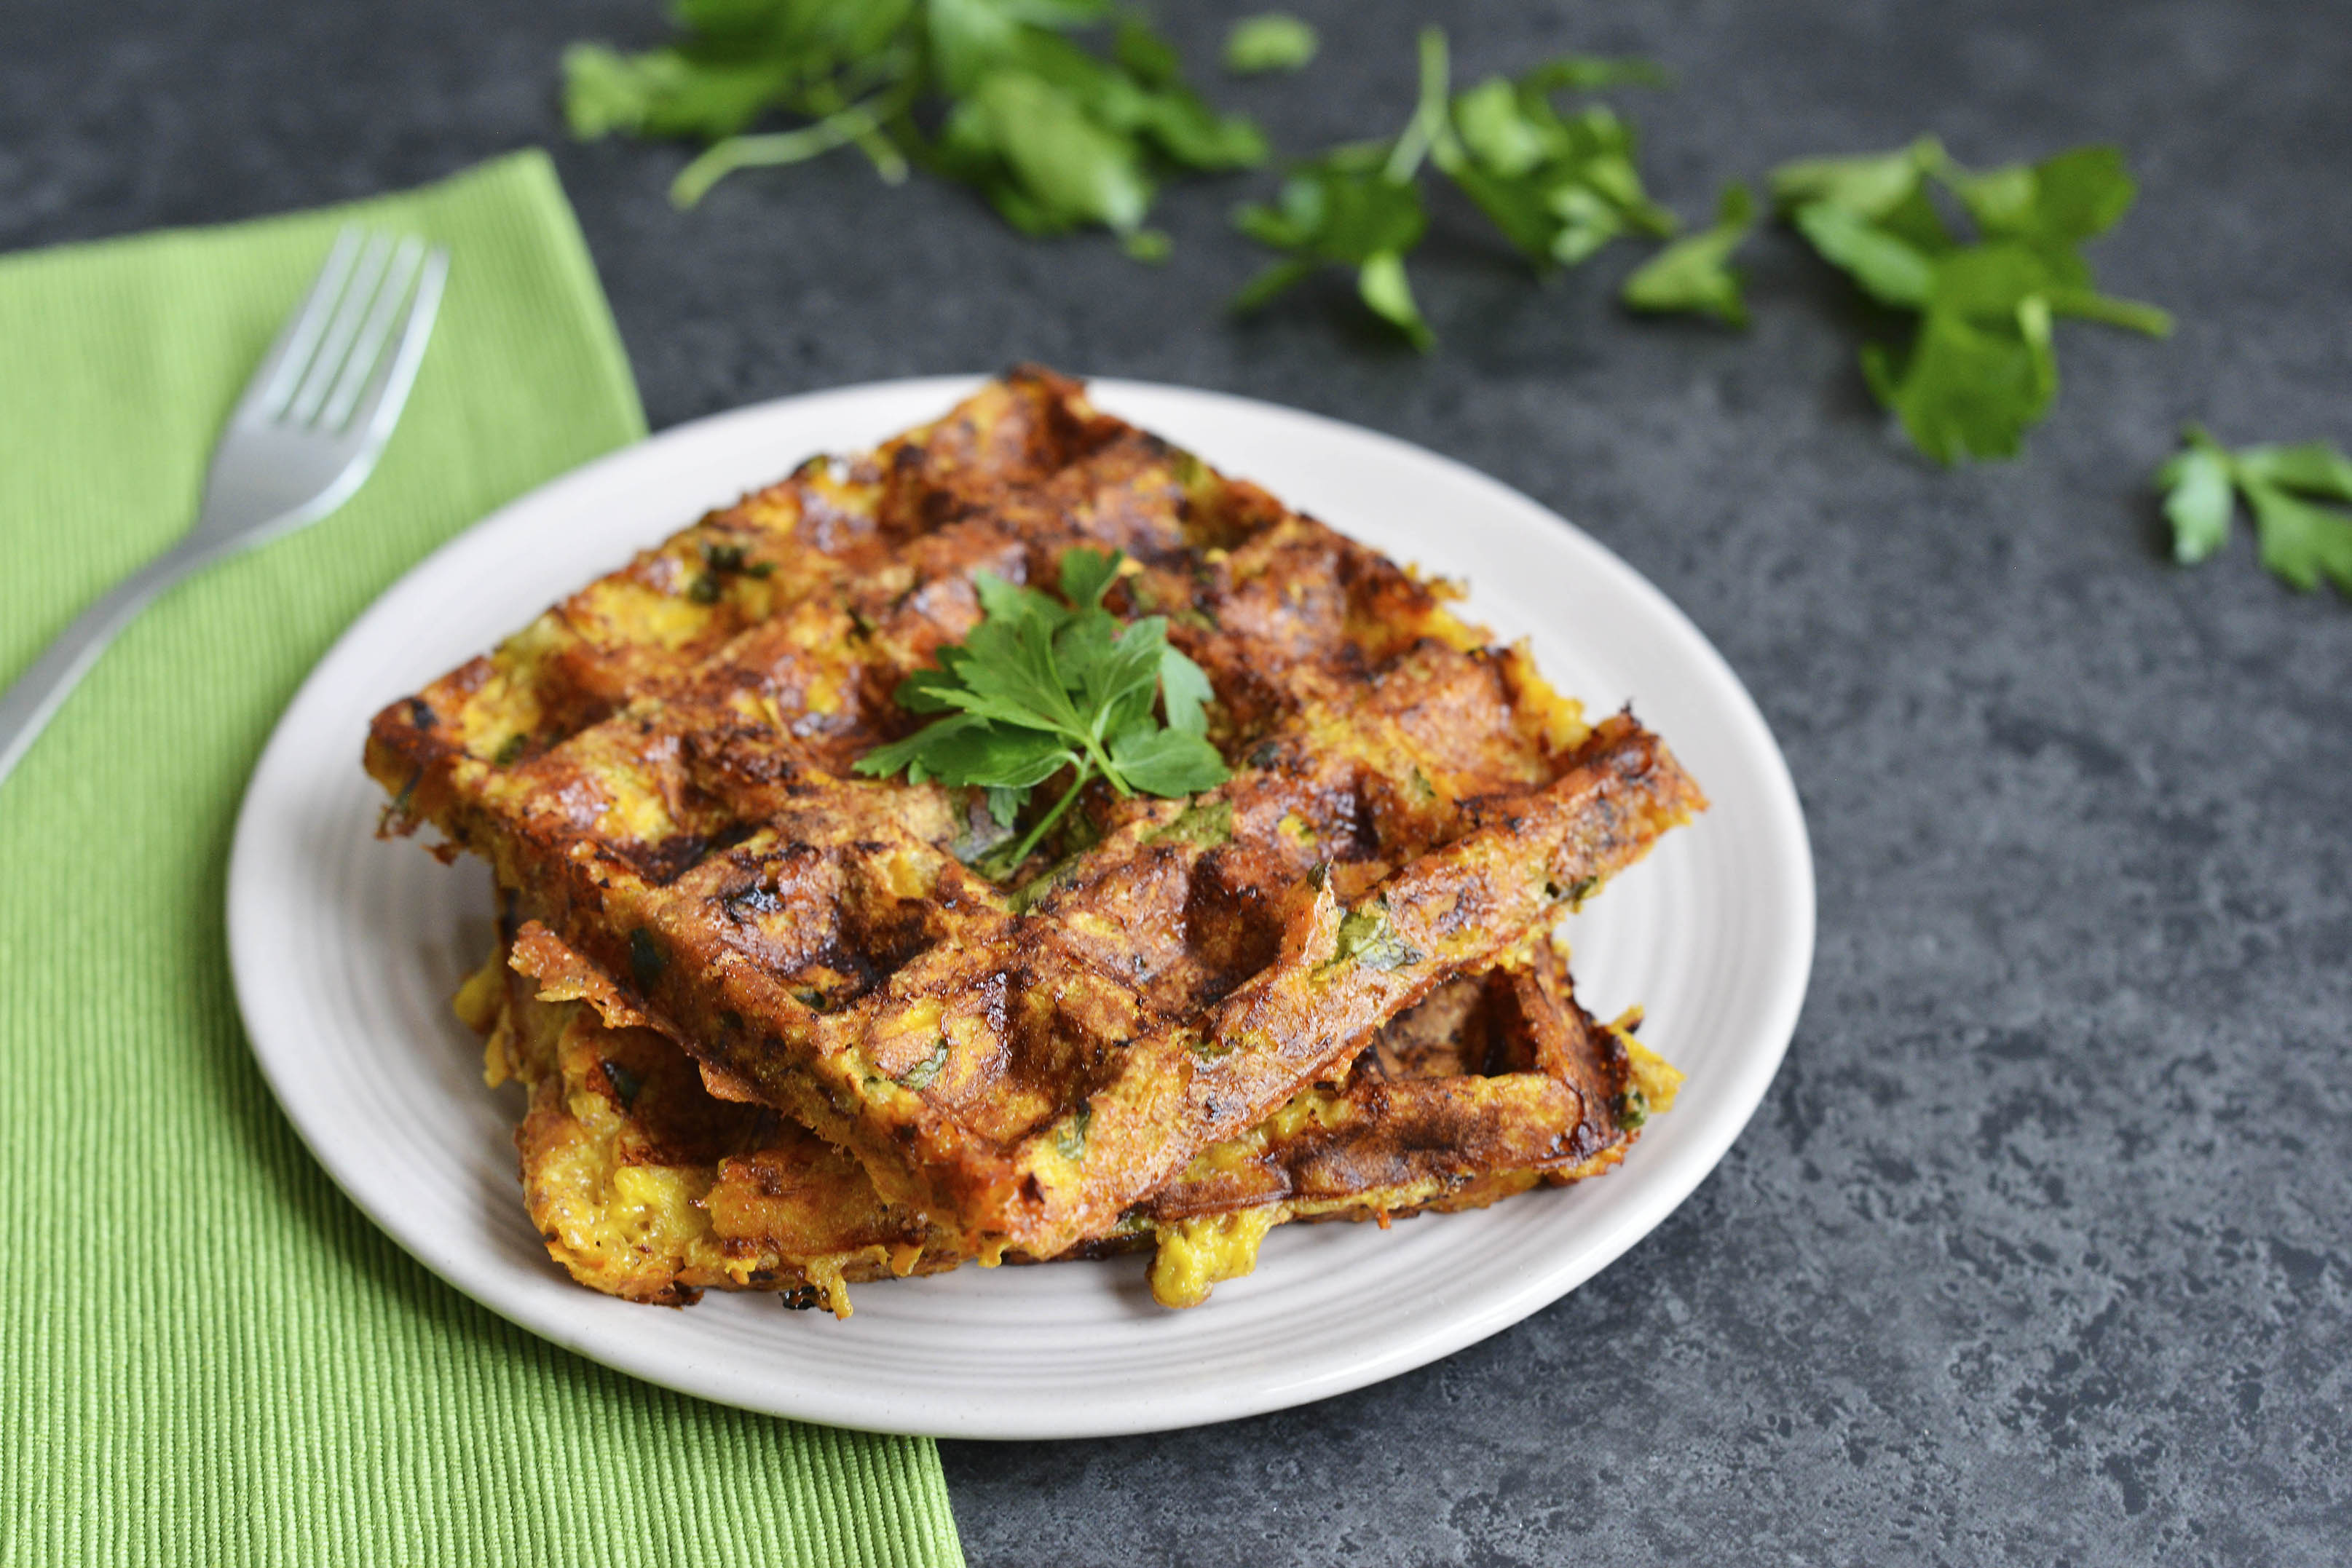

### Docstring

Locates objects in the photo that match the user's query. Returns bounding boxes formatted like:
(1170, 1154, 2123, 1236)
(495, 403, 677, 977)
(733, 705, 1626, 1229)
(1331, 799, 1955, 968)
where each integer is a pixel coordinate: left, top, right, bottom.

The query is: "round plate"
(228, 376, 1813, 1440)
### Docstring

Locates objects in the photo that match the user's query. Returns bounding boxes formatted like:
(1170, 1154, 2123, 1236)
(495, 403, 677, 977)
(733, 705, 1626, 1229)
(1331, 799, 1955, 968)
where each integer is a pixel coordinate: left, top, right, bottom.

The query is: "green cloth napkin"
(0, 151, 963, 1568)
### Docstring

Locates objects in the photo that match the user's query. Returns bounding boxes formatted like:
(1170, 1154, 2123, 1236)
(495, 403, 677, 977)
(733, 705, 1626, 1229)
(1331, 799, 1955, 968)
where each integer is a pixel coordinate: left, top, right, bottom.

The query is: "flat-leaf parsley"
(855, 547, 1230, 876)
(2158, 425, 2352, 597)
(1772, 137, 2171, 464)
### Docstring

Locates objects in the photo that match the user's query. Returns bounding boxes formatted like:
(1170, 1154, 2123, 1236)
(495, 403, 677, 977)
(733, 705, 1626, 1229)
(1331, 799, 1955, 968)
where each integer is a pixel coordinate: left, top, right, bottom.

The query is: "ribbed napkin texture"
(0, 150, 963, 1568)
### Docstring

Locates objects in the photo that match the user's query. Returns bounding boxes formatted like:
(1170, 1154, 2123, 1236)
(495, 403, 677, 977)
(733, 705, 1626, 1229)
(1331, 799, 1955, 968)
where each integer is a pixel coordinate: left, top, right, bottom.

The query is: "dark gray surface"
(7, 1, 2348, 1562)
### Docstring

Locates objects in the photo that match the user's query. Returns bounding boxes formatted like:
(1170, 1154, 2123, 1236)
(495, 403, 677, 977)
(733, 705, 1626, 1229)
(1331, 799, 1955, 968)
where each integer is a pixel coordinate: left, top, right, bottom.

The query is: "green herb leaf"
(1234, 28, 1676, 344)
(2156, 426, 2352, 595)
(1235, 154, 1429, 262)
(1946, 144, 2137, 248)
(1108, 725, 1231, 796)
(1776, 137, 2167, 464)
(1225, 14, 1317, 75)
(1769, 137, 1942, 223)
(1357, 251, 1433, 350)
(673, 98, 912, 207)
(1059, 545, 1121, 609)
(2155, 429, 2235, 564)
(1230, 31, 1451, 345)
(897, 1037, 950, 1090)
(2233, 442, 2352, 501)
(1053, 1101, 1093, 1161)
(984, 784, 1026, 828)
(1231, 162, 1431, 339)
(1114, 16, 1180, 84)
(1432, 47, 1675, 271)
(1862, 292, 2056, 465)
(855, 548, 1232, 874)
(566, 0, 1260, 248)
(1790, 202, 1936, 309)
(1622, 181, 1756, 327)
(1328, 898, 1423, 972)
(563, 44, 787, 142)
(2242, 483, 2352, 595)
(916, 719, 1076, 789)
(1156, 644, 1214, 735)
(953, 69, 1153, 234)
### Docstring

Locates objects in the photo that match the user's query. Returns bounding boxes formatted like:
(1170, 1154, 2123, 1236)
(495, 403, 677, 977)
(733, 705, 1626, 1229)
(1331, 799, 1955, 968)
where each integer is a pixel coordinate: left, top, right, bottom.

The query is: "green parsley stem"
(1001, 764, 1094, 871)
(672, 95, 901, 208)
(1080, 721, 1127, 799)
(1382, 27, 1451, 185)
(799, 76, 914, 186)
(2046, 288, 2174, 338)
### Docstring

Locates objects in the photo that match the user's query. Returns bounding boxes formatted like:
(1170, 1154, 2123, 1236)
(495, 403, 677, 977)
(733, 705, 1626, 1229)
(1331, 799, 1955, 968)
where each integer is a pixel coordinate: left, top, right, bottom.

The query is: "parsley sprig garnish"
(854, 548, 1229, 876)
(1772, 137, 2171, 464)
(2158, 427, 2352, 597)
(565, 0, 1265, 256)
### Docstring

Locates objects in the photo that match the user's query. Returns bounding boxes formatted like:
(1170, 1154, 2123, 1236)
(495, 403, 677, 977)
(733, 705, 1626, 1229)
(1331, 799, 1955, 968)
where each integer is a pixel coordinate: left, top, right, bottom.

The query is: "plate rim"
(226, 373, 1815, 1439)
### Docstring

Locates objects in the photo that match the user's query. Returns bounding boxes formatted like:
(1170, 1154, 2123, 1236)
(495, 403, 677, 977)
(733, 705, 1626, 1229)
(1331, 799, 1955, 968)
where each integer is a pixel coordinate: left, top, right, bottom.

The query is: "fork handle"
(0, 543, 211, 789)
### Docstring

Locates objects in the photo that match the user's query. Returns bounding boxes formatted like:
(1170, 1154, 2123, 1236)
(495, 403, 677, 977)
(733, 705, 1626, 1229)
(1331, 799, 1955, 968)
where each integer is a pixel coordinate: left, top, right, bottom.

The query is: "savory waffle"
(467, 916, 1678, 1313)
(371, 368, 1703, 1263)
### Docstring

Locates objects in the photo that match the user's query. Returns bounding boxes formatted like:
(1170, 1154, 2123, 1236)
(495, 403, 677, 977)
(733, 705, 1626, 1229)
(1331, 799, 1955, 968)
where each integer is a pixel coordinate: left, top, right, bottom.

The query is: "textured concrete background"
(7, 1, 2348, 1562)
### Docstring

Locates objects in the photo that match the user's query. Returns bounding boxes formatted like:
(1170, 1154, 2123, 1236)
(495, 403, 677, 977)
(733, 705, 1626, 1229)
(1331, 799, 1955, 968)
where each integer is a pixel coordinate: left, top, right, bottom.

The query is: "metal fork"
(0, 226, 449, 787)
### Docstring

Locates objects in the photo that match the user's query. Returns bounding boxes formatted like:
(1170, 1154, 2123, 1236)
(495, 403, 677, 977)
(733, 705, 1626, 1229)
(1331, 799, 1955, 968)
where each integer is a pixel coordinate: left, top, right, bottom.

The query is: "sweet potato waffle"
(370, 367, 1702, 1280)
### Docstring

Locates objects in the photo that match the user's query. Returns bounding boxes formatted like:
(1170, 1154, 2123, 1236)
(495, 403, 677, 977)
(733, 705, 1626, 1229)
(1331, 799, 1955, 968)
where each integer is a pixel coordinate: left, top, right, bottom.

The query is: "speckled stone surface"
(7, 1, 2347, 1561)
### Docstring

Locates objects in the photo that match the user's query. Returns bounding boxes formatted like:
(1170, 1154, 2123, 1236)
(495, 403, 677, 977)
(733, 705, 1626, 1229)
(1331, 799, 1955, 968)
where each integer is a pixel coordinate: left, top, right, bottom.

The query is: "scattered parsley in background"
(1771, 137, 2171, 464)
(2158, 427, 2352, 595)
(1621, 181, 1755, 327)
(566, 8, 2341, 605)
(1429, 50, 1674, 269)
(1232, 28, 1676, 349)
(1224, 13, 1318, 75)
(565, 0, 1264, 255)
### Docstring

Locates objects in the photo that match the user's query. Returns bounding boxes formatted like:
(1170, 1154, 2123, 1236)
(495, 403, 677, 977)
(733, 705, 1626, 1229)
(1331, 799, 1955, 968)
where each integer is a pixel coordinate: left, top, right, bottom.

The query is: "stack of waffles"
(368, 368, 1702, 1314)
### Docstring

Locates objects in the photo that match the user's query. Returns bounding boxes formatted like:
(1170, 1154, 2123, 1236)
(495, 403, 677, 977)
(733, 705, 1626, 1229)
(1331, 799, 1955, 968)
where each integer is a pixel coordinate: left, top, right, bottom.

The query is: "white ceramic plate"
(228, 376, 1812, 1440)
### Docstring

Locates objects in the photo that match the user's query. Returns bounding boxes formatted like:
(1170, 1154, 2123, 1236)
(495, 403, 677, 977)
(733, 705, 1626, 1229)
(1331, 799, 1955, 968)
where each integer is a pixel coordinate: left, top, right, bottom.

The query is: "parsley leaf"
(1233, 146, 1435, 347)
(1621, 181, 1755, 326)
(854, 547, 1231, 875)
(1432, 52, 1673, 270)
(565, 0, 1263, 250)
(1230, 28, 1447, 349)
(1225, 14, 1317, 75)
(2156, 426, 2352, 596)
(939, 68, 1152, 234)
(563, 44, 792, 143)
(1773, 136, 2171, 464)
(1232, 29, 1672, 348)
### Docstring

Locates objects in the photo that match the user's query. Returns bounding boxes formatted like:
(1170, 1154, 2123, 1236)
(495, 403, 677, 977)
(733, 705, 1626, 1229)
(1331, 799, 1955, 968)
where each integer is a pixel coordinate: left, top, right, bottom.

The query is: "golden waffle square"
(371, 368, 1704, 1262)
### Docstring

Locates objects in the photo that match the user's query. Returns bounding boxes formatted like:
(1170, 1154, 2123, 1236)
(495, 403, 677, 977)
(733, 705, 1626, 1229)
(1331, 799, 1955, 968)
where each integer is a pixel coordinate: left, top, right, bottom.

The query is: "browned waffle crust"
(482, 919, 1668, 1312)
